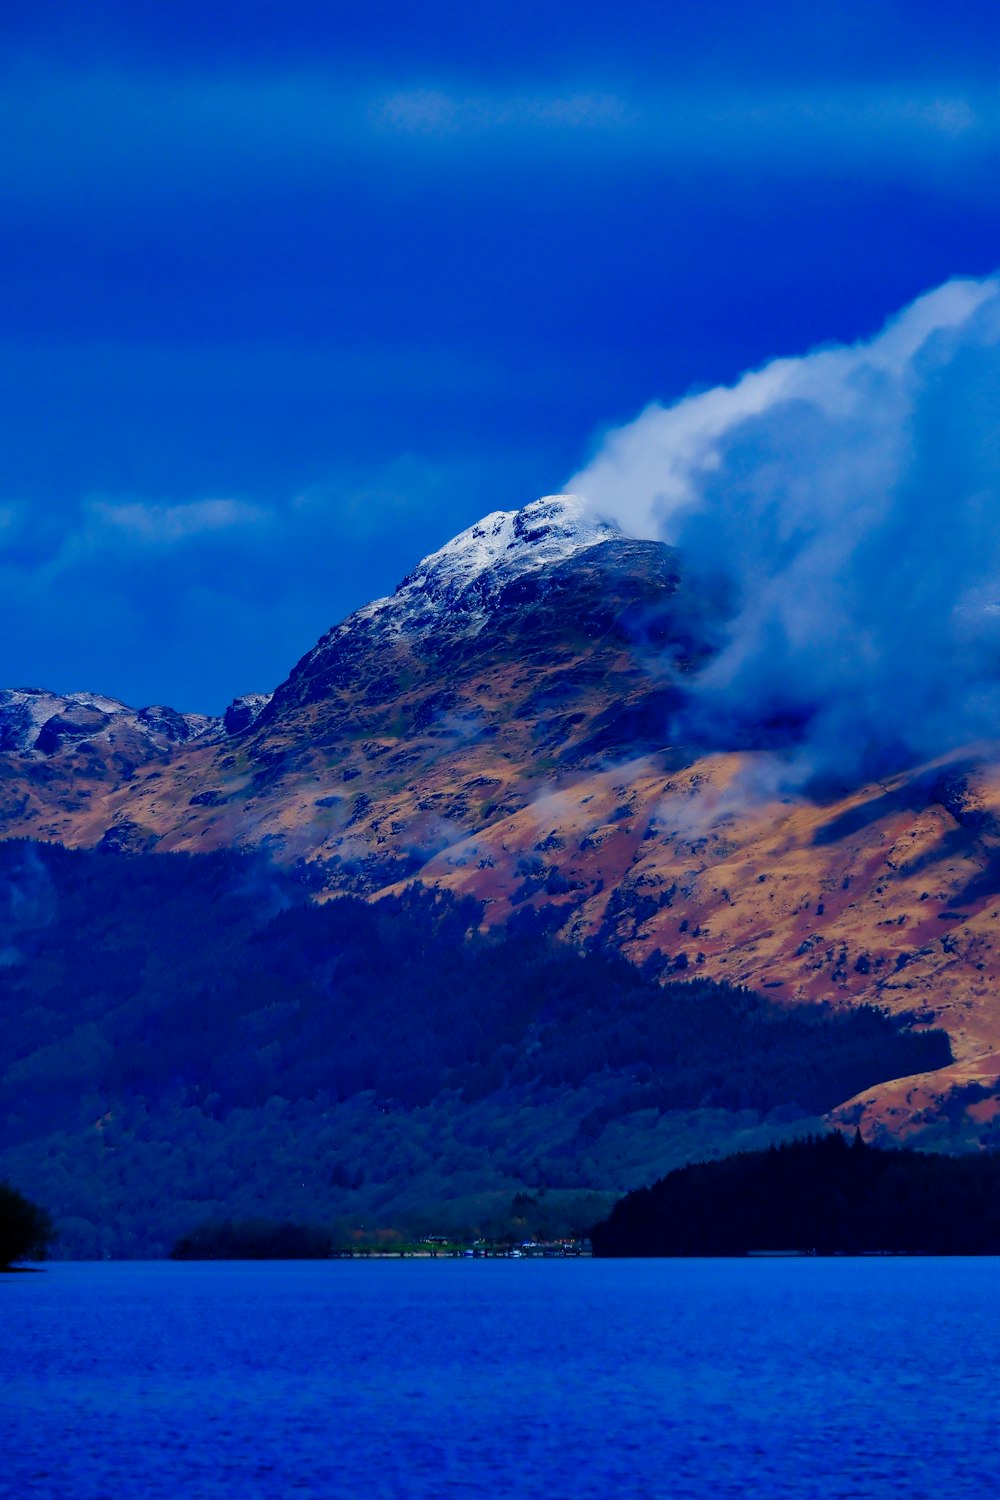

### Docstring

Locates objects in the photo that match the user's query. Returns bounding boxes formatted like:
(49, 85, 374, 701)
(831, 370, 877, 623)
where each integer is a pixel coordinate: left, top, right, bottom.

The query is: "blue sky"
(2, 0, 998, 711)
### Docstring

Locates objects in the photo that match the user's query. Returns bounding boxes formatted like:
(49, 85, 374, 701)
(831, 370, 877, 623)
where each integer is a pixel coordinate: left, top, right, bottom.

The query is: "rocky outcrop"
(223, 693, 273, 736)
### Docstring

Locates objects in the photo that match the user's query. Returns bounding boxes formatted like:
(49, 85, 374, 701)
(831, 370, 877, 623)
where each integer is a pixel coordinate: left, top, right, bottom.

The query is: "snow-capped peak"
(352, 494, 620, 637)
(408, 494, 617, 591)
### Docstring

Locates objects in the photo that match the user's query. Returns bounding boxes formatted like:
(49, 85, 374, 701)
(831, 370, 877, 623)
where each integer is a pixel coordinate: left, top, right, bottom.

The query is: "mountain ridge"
(1, 493, 999, 1148)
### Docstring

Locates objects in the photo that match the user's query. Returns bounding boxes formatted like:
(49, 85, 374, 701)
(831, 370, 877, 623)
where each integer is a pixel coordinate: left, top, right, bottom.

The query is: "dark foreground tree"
(0, 1183, 55, 1267)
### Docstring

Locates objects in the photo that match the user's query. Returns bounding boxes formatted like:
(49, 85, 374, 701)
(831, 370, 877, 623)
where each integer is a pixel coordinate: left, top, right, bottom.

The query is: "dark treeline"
(171, 1220, 334, 1260)
(0, 840, 952, 1252)
(0, 1183, 54, 1268)
(592, 1133, 1000, 1256)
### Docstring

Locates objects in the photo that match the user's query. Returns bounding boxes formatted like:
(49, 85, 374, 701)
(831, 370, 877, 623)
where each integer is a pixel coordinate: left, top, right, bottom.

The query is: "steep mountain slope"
(1, 493, 999, 1144)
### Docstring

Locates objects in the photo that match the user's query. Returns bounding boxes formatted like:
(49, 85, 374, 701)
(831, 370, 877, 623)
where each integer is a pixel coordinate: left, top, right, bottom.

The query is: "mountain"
(1, 493, 999, 1152)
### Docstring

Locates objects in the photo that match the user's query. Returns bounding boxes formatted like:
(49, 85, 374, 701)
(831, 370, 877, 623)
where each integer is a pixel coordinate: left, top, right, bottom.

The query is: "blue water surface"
(2, 1258, 998, 1499)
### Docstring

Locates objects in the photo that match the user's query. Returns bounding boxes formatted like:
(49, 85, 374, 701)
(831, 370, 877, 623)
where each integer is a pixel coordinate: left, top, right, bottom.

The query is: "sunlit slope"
(408, 750, 1000, 1142)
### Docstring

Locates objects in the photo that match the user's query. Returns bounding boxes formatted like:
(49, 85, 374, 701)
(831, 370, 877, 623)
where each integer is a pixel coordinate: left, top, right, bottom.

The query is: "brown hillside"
(2, 501, 998, 1144)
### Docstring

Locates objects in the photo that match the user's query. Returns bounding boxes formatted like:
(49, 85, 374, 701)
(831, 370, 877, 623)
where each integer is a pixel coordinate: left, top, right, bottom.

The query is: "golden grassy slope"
(411, 751, 1000, 1144)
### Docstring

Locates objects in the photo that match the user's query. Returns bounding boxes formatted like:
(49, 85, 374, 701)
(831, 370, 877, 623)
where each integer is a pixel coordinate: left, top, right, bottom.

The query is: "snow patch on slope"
(351, 494, 619, 638)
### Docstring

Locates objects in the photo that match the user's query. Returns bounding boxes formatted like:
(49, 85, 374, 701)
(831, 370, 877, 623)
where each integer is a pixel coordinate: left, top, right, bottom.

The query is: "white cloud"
(568, 273, 1000, 780)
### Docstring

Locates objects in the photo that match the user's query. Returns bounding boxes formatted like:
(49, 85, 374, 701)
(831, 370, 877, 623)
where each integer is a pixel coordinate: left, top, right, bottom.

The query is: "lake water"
(2, 1258, 998, 1499)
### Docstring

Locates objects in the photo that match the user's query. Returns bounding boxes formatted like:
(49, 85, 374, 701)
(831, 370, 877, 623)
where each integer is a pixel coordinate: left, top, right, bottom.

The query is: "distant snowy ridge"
(0, 687, 270, 757)
(0, 688, 215, 757)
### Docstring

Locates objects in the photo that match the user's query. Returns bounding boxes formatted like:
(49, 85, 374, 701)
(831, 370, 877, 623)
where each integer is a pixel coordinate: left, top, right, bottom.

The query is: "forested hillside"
(0, 840, 949, 1254)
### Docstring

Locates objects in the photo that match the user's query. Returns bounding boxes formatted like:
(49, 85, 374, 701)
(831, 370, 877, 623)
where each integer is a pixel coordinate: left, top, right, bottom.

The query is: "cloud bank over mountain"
(569, 274, 1000, 781)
